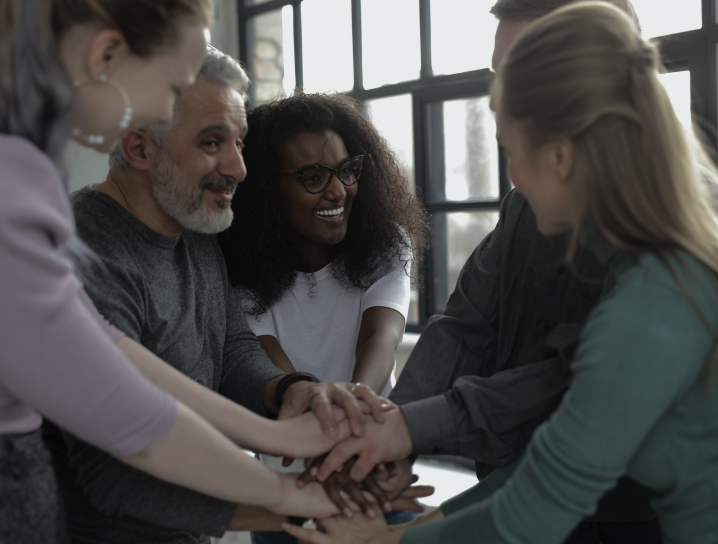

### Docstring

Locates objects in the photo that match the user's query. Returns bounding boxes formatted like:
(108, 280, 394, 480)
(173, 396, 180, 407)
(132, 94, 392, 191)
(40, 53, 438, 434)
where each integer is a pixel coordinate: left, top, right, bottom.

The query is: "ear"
(84, 29, 130, 79)
(550, 136, 575, 185)
(121, 130, 159, 172)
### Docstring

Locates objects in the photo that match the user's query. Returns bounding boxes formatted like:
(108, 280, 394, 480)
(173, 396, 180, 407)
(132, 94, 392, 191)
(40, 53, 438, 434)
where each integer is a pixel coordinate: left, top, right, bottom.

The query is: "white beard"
(151, 150, 234, 234)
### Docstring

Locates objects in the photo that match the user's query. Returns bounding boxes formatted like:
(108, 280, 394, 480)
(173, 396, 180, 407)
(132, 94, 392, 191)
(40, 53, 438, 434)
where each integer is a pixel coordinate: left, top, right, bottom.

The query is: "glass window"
(658, 70, 691, 131)
(631, 0, 701, 39)
(433, 210, 499, 309)
(362, 0, 420, 89)
(431, 0, 498, 76)
(364, 94, 414, 189)
(429, 96, 499, 202)
(364, 94, 418, 324)
(302, 0, 354, 93)
(250, 8, 295, 105)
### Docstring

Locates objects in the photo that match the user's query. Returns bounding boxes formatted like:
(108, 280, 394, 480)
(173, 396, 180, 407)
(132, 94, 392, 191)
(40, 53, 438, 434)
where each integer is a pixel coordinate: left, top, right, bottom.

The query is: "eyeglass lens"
(302, 157, 363, 192)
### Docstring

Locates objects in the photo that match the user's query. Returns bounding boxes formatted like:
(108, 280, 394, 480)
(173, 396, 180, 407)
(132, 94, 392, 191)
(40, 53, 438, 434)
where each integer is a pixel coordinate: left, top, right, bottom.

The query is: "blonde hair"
(499, 1, 718, 381)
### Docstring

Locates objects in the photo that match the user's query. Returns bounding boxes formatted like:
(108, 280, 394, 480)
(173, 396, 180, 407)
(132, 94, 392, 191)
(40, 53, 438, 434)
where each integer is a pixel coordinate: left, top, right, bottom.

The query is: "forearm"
(229, 504, 288, 532)
(117, 336, 278, 451)
(117, 402, 337, 518)
(353, 331, 398, 393)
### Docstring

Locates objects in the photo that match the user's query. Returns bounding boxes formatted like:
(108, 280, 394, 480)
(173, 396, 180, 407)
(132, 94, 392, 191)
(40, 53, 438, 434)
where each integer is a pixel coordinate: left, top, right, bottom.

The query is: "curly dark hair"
(218, 93, 429, 316)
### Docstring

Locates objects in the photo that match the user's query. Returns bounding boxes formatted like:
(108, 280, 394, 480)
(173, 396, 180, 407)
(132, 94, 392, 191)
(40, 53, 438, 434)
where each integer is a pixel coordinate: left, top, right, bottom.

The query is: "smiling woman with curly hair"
(218, 92, 429, 543)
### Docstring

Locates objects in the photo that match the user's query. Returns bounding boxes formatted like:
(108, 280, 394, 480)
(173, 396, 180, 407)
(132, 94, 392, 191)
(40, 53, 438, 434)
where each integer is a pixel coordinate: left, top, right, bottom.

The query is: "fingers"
(348, 451, 383, 482)
(282, 523, 332, 544)
(309, 392, 342, 439)
(332, 387, 367, 437)
(351, 384, 385, 424)
(389, 497, 426, 513)
(322, 476, 356, 518)
(317, 439, 363, 481)
(398, 485, 435, 500)
(358, 474, 391, 513)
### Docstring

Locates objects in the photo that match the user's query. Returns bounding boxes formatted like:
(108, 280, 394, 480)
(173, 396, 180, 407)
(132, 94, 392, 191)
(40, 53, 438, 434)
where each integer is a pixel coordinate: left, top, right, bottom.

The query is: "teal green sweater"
(403, 232, 718, 544)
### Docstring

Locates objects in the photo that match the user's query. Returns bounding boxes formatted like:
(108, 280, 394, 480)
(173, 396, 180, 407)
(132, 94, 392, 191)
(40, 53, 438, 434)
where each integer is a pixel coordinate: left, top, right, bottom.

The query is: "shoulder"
(583, 251, 718, 360)
(0, 135, 73, 244)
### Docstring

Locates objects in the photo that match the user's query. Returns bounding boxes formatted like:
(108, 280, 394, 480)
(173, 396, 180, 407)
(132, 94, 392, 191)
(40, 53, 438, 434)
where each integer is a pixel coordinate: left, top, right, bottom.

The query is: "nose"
(219, 144, 247, 183)
(323, 172, 347, 199)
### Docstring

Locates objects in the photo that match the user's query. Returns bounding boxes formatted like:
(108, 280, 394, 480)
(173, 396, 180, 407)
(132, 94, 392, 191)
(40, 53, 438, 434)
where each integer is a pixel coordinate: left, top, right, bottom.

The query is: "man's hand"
(297, 455, 391, 517)
(279, 381, 386, 439)
(228, 504, 288, 531)
(316, 408, 414, 482)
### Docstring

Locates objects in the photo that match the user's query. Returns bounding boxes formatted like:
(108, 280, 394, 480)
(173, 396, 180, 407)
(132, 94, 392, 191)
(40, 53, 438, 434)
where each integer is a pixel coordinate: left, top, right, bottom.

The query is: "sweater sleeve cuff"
(401, 395, 458, 456)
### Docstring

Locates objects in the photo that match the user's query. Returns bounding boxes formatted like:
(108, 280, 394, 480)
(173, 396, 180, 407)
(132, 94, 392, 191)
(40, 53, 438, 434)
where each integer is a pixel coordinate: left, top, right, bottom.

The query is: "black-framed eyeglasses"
(283, 155, 364, 194)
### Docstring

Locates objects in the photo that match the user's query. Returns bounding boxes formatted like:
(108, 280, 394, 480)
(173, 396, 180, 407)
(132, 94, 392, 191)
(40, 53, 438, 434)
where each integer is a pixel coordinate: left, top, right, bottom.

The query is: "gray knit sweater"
(43, 186, 285, 544)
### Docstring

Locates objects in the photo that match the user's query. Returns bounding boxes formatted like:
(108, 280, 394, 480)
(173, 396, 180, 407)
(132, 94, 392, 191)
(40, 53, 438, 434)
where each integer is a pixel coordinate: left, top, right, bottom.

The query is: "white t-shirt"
(245, 260, 411, 471)
(246, 262, 411, 394)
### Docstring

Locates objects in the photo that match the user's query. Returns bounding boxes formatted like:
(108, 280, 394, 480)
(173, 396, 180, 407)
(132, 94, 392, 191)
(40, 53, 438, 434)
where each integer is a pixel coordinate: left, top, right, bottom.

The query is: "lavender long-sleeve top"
(0, 134, 176, 456)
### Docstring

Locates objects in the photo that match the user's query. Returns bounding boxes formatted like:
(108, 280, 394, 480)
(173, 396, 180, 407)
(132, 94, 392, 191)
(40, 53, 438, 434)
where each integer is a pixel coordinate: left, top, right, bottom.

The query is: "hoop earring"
(71, 74, 134, 145)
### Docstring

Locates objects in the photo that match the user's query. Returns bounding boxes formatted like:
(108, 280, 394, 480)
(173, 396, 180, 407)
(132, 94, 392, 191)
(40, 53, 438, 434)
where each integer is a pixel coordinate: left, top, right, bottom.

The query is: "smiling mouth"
(315, 206, 344, 217)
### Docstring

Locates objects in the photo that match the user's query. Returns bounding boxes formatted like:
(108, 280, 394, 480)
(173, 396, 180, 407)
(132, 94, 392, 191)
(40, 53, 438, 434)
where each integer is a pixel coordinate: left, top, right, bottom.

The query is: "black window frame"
(237, 0, 717, 334)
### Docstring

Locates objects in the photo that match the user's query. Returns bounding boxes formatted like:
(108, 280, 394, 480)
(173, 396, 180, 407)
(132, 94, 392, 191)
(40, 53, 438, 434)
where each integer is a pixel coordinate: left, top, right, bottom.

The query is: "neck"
(96, 170, 184, 238)
(293, 236, 333, 273)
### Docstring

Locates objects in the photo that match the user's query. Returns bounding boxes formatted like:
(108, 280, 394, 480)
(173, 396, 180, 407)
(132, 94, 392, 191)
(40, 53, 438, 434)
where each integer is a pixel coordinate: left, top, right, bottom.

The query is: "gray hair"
(109, 48, 250, 172)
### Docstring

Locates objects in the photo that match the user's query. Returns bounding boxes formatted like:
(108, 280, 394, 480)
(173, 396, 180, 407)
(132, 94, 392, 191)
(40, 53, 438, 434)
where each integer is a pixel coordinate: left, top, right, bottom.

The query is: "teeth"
(316, 207, 344, 217)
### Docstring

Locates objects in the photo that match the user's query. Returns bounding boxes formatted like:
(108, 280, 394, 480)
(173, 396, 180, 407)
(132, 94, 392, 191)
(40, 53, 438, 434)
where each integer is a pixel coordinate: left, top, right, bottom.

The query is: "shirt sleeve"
(0, 140, 176, 456)
(57, 427, 236, 536)
(220, 284, 286, 415)
(391, 191, 571, 469)
(405, 267, 709, 544)
(361, 248, 412, 320)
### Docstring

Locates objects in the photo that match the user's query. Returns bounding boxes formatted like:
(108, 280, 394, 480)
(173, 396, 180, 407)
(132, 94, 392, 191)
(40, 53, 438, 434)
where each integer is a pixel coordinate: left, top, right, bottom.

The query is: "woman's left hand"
(282, 512, 396, 544)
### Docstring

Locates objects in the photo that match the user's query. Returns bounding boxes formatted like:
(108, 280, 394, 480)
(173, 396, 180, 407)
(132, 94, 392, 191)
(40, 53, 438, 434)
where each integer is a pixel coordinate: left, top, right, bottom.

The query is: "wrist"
(273, 372, 320, 414)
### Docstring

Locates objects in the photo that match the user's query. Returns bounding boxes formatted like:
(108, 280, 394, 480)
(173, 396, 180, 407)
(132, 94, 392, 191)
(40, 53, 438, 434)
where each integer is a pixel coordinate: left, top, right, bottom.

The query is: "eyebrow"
(296, 155, 352, 171)
(196, 123, 230, 140)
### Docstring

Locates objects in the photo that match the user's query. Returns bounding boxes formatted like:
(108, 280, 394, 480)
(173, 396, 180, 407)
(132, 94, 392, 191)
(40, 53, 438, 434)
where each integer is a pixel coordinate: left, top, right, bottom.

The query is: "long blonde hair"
(500, 1, 718, 380)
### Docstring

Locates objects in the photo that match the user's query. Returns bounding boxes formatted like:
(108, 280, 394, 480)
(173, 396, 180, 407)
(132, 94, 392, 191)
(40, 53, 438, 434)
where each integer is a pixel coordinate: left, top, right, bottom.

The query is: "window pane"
(250, 8, 295, 105)
(364, 94, 414, 189)
(433, 211, 499, 309)
(302, 0, 353, 93)
(631, 0, 701, 39)
(364, 94, 417, 324)
(431, 0, 498, 76)
(362, 0, 420, 89)
(429, 97, 499, 202)
(658, 70, 691, 131)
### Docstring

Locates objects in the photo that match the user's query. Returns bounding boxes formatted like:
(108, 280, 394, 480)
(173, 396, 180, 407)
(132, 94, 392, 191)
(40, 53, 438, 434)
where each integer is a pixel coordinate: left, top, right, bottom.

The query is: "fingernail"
(310, 467, 318, 476)
(343, 508, 353, 518)
(366, 508, 376, 518)
(281, 523, 292, 531)
(383, 501, 392, 512)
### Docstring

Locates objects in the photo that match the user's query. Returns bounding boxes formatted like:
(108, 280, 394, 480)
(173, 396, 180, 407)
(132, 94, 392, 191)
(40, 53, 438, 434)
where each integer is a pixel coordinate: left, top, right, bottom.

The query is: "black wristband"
(274, 371, 320, 413)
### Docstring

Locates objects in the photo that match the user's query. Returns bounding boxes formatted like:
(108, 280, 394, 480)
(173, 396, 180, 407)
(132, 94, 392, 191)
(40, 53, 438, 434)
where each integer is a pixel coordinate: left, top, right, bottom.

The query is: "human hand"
(282, 512, 394, 544)
(316, 408, 413, 482)
(279, 381, 387, 440)
(297, 455, 391, 517)
(272, 475, 341, 519)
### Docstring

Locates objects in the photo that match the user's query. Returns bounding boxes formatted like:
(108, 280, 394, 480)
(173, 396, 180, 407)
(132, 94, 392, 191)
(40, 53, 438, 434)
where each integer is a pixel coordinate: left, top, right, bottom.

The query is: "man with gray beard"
(43, 49, 381, 544)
